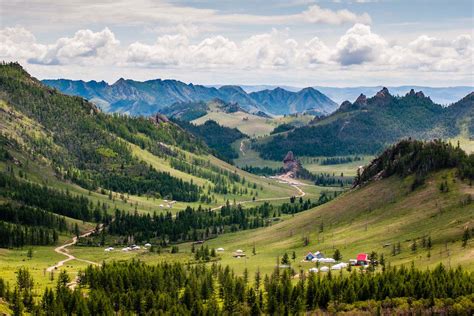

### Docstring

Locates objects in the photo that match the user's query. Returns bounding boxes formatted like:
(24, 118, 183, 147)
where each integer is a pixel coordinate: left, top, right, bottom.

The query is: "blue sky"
(1, 0, 473, 86)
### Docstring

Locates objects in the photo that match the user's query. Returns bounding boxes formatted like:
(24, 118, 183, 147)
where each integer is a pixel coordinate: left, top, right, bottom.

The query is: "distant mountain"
(312, 86, 473, 106)
(255, 88, 474, 160)
(238, 85, 473, 105)
(249, 87, 336, 115)
(43, 79, 337, 116)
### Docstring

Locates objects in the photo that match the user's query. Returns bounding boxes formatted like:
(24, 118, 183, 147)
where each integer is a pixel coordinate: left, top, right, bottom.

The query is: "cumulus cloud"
(0, 27, 45, 61)
(1, 24, 472, 77)
(334, 23, 387, 65)
(29, 28, 119, 65)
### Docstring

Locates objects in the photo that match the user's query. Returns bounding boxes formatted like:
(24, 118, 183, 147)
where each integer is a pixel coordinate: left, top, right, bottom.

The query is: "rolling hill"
(0, 62, 298, 214)
(255, 88, 474, 160)
(203, 140, 474, 275)
(42, 78, 337, 116)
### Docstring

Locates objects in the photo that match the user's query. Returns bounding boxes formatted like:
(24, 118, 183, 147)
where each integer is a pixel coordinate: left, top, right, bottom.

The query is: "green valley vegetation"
(0, 262, 473, 314)
(79, 198, 324, 246)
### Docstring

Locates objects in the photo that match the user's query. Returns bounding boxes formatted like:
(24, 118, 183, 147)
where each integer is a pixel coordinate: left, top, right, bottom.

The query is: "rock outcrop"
(283, 151, 302, 178)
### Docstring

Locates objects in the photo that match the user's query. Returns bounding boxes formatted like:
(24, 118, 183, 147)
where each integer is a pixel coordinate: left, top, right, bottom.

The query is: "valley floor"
(2, 169, 472, 294)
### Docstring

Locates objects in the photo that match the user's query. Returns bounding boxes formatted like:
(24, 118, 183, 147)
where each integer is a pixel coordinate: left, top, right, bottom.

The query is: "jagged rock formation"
(283, 151, 302, 178)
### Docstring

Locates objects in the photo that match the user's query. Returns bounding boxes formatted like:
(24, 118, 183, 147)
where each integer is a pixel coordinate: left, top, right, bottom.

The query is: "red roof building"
(356, 253, 368, 261)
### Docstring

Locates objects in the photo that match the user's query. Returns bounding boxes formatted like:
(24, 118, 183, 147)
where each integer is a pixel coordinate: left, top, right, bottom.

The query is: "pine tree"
(462, 228, 470, 247)
(281, 253, 290, 265)
(254, 269, 261, 289)
(333, 249, 342, 261)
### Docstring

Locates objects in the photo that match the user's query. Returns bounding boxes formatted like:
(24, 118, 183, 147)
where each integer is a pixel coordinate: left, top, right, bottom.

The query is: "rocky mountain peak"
(375, 87, 390, 98)
(339, 100, 353, 111)
(354, 94, 367, 105)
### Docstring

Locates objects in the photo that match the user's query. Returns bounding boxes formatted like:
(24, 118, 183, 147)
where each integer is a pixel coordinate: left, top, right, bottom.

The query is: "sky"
(1, 0, 473, 87)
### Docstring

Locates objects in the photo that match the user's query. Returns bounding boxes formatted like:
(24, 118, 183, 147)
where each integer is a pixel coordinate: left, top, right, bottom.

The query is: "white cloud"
(1, 24, 472, 83)
(3, 1, 371, 29)
(302, 5, 371, 25)
(334, 23, 386, 65)
(0, 27, 45, 61)
(29, 28, 119, 65)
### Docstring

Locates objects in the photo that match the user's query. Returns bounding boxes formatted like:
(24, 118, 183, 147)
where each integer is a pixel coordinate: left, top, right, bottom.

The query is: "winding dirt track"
(211, 177, 305, 211)
(239, 140, 246, 156)
(46, 226, 101, 272)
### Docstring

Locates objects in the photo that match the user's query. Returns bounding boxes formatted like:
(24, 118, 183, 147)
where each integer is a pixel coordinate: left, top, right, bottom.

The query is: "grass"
(0, 246, 68, 289)
(192, 110, 315, 138)
(201, 169, 474, 276)
(301, 156, 374, 177)
(233, 139, 283, 169)
(1, 98, 303, 215)
(193, 111, 276, 137)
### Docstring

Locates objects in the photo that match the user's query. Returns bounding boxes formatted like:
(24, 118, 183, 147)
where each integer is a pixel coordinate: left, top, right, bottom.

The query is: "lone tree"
(281, 252, 290, 265)
(27, 248, 33, 260)
(333, 249, 342, 261)
(462, 228, 470, 247)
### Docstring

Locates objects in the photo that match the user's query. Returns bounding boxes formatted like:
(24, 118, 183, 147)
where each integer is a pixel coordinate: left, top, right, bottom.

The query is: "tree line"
(0, 262, 472, 314)
(87, 199, 319, 245)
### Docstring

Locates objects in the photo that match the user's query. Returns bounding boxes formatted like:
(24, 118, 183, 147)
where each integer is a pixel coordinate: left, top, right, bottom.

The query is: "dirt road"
(211, 175, 305, 211)
(47, 227, 101, 272)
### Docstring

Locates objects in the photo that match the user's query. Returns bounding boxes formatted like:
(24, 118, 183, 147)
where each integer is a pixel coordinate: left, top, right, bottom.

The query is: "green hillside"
(255, 88, 473, 160)
(207, 171, 473, 274)
(0, 62, 298, 212)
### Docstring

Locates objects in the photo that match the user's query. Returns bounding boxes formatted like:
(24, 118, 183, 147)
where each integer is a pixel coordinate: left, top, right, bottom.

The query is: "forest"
(355, 139, 474, 187)
(174, 119, 245, 162)
(0, 262, 472, 315)
(84, 199, 319, 245)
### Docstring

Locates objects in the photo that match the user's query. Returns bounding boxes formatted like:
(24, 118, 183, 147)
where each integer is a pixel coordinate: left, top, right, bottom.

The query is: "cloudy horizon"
(1, 0, 473, 87)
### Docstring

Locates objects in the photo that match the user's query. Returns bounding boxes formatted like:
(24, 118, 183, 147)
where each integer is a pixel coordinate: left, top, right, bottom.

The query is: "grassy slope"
(301, 156, 374, 177)
(192, 109, 315, 138)
(201, 169, 474, 276)
(192, 111, 276, 137)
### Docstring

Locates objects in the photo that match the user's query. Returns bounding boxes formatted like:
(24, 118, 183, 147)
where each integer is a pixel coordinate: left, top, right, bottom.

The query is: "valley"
(0, 62, 472, 315)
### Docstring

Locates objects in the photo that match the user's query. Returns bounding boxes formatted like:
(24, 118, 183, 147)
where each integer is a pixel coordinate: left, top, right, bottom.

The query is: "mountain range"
(255, 87, 473, 160)
(239, 85, 473, 105)
(42, 78, 338, 116)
